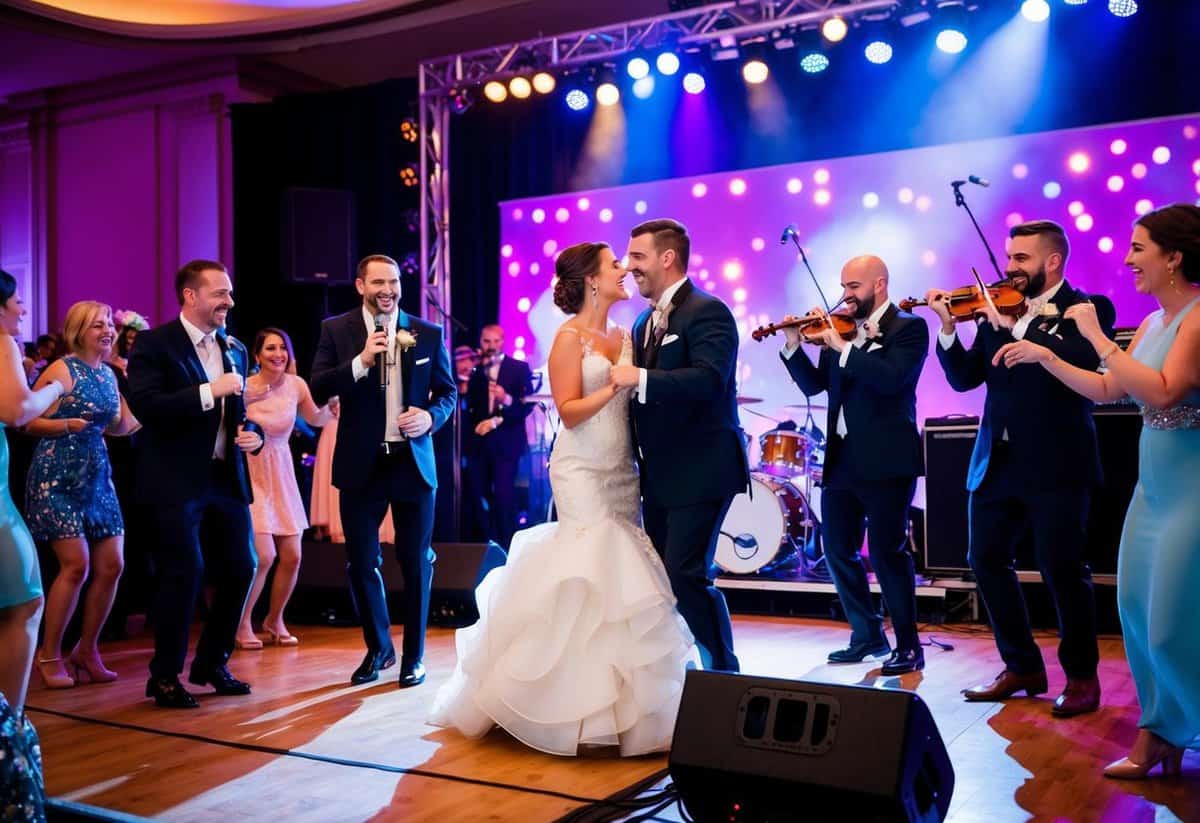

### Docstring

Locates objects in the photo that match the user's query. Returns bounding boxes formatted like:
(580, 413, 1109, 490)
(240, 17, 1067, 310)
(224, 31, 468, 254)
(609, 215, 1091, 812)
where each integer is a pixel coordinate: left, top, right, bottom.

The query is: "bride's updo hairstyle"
(1136, 204, 1200, 285)
(553, 242, 609, 314)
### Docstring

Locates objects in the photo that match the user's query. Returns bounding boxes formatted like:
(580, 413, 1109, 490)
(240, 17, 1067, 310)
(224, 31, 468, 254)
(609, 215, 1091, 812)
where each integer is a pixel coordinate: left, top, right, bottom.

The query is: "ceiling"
(0, 0, 666, 100)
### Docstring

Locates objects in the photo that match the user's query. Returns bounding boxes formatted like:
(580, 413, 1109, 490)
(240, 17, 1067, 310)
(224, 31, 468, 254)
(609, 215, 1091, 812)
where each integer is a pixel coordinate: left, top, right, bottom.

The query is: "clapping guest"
(235, 328, 335, 649)
(0, 270, 67, 820)
(25, 302, 139, 688)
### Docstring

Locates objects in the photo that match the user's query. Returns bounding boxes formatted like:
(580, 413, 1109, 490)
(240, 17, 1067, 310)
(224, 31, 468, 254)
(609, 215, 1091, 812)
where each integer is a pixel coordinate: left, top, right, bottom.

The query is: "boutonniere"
(395, 329, 418, 351)
(862, 320, 883, 341)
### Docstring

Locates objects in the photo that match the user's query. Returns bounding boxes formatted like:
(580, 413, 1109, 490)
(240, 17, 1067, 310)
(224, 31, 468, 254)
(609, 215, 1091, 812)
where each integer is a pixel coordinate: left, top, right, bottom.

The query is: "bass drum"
(714, 472, 821, 575)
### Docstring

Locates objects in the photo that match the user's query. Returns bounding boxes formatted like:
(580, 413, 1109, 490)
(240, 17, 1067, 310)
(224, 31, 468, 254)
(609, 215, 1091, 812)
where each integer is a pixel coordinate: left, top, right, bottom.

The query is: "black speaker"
(922, 410, 1141, 574)
(281, 187, 355, 284)
(669, 670, 954, 823)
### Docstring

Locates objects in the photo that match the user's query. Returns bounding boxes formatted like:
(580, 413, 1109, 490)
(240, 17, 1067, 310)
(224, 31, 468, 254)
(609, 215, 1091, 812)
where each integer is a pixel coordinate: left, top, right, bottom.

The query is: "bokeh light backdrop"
(500, 113, 1200, 465)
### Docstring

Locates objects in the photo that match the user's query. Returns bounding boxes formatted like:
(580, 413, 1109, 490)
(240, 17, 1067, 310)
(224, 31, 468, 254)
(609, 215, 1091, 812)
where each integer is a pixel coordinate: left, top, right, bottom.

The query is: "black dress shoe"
(350, 648, 396, 685)
(188, 664, 251, 695)
(828, 640, 891, 664)
(398, 661, 426, 689)
(880, 648, 925, 676)
(146, 676, 200, 709)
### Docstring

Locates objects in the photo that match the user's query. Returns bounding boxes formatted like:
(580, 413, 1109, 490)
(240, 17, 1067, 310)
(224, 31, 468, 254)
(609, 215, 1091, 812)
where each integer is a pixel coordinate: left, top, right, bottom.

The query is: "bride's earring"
(591, 283, 599, 310)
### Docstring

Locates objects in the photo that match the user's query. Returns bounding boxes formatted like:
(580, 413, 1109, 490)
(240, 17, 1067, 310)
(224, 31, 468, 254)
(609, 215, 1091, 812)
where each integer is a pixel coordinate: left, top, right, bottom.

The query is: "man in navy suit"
(779, 255, 928, 675)
(929, 220, 1115, 716)
(127, 259, 264, 708)
(611, 219, 750, 673)
(311, 254, 456, 688)
(465, 324, 533, 548)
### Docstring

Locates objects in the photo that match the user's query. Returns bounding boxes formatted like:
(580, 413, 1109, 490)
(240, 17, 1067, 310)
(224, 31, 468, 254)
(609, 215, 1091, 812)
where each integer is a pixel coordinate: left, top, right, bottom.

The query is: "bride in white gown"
(429, 241, 697, 756)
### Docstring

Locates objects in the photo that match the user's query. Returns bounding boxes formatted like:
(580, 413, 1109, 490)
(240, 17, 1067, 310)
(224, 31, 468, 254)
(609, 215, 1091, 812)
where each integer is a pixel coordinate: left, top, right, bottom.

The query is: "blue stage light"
(565, 89, 590, 111)
(656, 52, 681, 76)
(800, 52, 830, 73)
(682, 72, 706, 94)
(864, 41, 893, 64)
(1108, 0, 1137, 16)
(1020, 0, 1050, 21)
(632, 76, 655, 99)
(936, 28, 968, 54)
(627, 57, 650, 80)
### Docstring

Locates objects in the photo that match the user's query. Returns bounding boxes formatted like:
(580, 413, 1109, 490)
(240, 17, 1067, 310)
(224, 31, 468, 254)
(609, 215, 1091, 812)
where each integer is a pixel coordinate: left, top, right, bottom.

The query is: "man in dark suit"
(311, 254, 456, 688)
(127, 259, 264, 709)
(929, 220, 1115, 716)
(465, 324, 533, 549)
(779, 255, 928, 675)
(611, 218, 750, 673)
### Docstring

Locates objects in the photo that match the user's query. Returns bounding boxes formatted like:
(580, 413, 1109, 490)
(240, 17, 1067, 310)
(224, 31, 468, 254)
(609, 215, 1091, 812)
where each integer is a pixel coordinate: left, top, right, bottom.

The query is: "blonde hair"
(62, 301, 113, 355)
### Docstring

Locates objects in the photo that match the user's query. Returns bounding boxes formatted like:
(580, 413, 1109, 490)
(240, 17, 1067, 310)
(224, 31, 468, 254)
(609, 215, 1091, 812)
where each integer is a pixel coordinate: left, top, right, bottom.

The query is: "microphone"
(374, 313, 389, 392)
(968, 175, 990, 187)
(779, 224, 798, 244)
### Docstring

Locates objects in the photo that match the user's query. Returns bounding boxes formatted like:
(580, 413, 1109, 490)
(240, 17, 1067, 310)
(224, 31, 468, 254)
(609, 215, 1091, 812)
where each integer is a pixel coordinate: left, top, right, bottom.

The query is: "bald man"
(780, 255, 929, 675)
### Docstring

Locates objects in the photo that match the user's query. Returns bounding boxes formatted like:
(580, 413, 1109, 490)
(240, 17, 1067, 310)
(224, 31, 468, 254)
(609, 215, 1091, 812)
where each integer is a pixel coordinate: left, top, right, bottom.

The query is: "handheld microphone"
(374, 313, 389, 391)
(779, 224, 798, 244)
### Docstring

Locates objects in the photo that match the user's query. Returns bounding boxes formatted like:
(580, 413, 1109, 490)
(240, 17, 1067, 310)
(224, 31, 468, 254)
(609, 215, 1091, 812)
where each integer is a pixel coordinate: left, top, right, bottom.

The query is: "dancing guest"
(25, 302, 139, 688)
(992, 204, 1200, 777)
(0, 269, 65, 819)
(235, 328, 335, 649)
(127, 259, 264, 708)
(928, 220, 1114, 716)
(778, 256, 927, 674)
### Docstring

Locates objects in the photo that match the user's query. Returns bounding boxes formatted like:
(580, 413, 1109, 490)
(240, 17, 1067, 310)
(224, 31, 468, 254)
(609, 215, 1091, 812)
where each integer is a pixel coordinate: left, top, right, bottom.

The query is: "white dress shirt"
(179, 313, 234, 459)
(351, 307, 406, 442)
(636, 277, 689, 404)
(781, 301, 889, 437)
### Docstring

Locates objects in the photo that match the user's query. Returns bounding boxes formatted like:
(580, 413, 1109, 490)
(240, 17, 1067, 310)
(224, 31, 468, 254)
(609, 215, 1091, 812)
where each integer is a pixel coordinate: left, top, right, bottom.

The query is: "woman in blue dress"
(0, 269, 68, 819)
(25, 301, 139, 689)
(994, 203, 1200, 779)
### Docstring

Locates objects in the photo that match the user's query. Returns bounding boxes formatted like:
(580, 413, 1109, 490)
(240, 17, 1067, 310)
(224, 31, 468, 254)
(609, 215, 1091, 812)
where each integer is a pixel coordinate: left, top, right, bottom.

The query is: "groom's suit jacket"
(631, 278, 750, 508)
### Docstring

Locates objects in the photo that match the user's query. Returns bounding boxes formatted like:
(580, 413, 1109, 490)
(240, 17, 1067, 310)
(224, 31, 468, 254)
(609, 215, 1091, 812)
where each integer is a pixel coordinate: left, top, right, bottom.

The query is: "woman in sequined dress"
(994, 204, 1200, 779)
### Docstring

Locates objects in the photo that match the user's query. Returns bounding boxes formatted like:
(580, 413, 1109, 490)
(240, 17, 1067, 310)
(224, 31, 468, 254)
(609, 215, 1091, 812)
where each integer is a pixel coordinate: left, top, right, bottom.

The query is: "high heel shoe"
(235, 635, 264, 651)
(1103, 745, 1185, 779)
(264, 628, 299, 647)
(67, 647, 118, 683)
(36, 657, 76, 689)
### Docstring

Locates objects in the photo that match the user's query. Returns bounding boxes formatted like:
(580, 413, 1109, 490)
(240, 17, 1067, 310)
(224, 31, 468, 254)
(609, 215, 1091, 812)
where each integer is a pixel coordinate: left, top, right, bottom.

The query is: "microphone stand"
(950, 180, 1005, 282)
(782, 229, 835, 315)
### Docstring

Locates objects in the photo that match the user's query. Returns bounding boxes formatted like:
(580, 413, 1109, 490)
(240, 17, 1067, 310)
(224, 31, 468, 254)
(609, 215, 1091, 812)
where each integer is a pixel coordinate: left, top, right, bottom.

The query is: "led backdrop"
(499, 113, 1200, 463)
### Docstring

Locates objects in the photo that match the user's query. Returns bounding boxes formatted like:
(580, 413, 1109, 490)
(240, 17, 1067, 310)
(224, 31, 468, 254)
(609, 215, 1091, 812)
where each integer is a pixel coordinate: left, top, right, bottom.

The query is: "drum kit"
(523, 388, 828, 580)
(713, 398, 829, 579)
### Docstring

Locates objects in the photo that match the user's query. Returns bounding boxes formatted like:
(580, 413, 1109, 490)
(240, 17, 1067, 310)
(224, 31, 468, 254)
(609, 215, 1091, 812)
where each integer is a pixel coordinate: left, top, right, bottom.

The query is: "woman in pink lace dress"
(235, 328, 334, 649)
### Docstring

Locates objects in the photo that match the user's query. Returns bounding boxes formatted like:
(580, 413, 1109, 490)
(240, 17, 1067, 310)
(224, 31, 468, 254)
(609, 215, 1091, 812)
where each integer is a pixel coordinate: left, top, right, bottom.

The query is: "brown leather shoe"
(962, 669, 1049, 702)
(1052, 676, 1100, 717)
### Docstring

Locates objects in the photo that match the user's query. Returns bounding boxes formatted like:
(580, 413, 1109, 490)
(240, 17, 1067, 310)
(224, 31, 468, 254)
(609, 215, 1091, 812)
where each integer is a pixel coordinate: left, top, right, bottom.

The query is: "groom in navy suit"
(929, 220, 1115, 716)
(311, 254, 456, 688)
(779, 255, 928, 675)
(612, 219, 750, 672)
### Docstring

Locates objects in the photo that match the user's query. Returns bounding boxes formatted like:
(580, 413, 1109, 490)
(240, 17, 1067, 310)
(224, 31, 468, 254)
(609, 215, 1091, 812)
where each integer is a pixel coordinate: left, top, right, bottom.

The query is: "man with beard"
(311, 254, 456, 688)
(778, 255, 928, 674)
(927, 220, 1115, 716)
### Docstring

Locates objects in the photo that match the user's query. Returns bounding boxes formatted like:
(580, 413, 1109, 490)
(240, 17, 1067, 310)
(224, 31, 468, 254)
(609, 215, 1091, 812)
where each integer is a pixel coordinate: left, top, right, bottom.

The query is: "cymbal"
(736, 396, 764, 405)
(782, 403, 829, 410)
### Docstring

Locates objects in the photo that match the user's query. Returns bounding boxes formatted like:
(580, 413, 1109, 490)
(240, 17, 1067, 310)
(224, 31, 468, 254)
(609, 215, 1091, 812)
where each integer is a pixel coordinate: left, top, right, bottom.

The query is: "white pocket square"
(414, 357, 430, 365)
(662, 334, 680, 346)
(866, 342, 884, 352)
(1044, 324, 1060, 336)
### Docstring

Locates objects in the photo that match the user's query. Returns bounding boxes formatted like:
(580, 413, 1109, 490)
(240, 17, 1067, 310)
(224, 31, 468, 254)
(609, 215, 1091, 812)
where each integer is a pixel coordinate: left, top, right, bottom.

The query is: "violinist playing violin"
(776, 255, 928, 675)
(928, 219, 1115, 716)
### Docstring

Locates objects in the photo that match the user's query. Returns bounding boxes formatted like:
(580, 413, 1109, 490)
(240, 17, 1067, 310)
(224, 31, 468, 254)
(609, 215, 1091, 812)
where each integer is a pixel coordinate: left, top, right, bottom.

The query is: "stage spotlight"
(864, 40, 893, 64)
(710, 35, 740, 62)
(632, 76, 655, 99)
(399, 117, 418, 143)
(400, 208, 419, 234)
(483, 81, 508, 103)
(656, 52, 681, 75)
(447, 87, 474, 114)
(936, 3, 969, 54)
(399, 164, 419, 187)
(399, 253, 419, 278)
(822, 16, 848, 43)
(509, 76, 532, 99)
(936, 28, 968, 53)
(596, 82, 620, 106)
(682, 72, 706, 94)
(565, 88, 590, 111)
(800, 52, 830, 73)
(742, 59, 769, 84)
(1020, 0, 1050, 22)
(627, 57, 650, 79)
(532, 72, 556, 94)
(1108, 0, 1137, 16)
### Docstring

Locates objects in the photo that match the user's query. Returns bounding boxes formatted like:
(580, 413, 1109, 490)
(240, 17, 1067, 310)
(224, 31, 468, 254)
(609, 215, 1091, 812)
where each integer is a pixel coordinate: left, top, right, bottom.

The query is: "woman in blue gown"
(994, 203, 1200, 779)
(0, 269, 69, 818)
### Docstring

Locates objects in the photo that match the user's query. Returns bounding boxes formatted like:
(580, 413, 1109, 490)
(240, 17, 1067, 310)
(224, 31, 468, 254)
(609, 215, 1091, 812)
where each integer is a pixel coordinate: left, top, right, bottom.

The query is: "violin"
(751, 310, 857, 345)
(900, 278, 1026, 322)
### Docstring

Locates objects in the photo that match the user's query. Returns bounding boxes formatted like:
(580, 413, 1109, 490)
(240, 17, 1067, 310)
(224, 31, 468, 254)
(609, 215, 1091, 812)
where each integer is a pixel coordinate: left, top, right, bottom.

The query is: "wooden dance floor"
(29, 616, 1199, 822)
